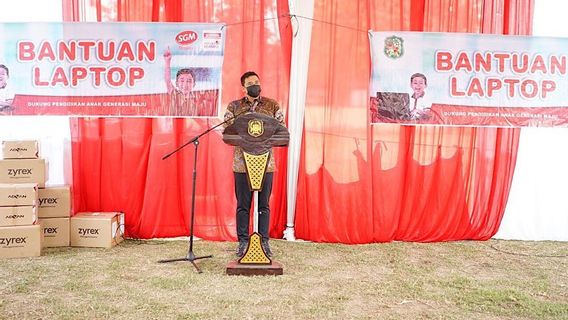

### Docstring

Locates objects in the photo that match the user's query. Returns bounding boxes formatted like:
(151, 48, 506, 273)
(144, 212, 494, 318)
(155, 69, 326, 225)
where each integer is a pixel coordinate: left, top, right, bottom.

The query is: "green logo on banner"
(384, 36, 404, 59)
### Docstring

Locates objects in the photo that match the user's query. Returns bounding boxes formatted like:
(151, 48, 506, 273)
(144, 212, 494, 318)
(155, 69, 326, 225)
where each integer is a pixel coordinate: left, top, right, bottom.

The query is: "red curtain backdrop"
(64, 0, 292, 239)
(64, 0, 533, 243)
(294, 0, 532, 243)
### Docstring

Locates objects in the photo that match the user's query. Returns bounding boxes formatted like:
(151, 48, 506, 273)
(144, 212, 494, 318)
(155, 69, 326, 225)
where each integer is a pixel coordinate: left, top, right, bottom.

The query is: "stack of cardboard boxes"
(38, 186, 71, 248)
(0, 140, 124, 258)
(0, 140, 73, 258)
(0, 141, 45, 258)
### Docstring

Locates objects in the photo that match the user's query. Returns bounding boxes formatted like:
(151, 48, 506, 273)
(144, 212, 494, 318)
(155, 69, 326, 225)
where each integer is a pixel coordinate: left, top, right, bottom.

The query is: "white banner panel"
(369, 31, 568, 127)
(0, 22, 225, 117)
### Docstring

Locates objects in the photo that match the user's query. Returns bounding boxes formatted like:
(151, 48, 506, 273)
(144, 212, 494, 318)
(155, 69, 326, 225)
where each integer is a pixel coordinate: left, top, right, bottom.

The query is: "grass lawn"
(0, 239, 567, 319)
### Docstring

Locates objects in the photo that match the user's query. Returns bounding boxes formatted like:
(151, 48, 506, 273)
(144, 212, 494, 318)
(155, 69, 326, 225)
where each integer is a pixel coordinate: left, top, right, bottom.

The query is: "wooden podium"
(222, 112, 289, 276)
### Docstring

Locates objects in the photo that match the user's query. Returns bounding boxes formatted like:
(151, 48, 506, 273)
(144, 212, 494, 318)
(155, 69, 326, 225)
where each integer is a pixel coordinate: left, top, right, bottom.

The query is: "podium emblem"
(248, 119, 264, 137)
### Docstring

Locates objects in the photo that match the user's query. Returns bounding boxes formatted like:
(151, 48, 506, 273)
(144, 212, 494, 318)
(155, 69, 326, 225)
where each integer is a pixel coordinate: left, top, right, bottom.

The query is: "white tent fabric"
(494, 1, 568, 241)
(0, 0, 69, 184)
(495, 128, 568, 241)
(284, 0, 314, 241)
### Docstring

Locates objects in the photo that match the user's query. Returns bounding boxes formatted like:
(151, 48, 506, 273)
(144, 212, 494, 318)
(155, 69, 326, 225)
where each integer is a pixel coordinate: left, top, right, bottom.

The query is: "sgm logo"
(5, 214, 24, 219)
(0, 237, 27, 246)
(7, 194, 26, 199)
(79, 228, 99, 236)
(9, 147, 28, 152)
(39, 197, 58, 206)
(44, 227, 58, 234)
(7, 168, 33, 176)
(175, 30, 198, 46)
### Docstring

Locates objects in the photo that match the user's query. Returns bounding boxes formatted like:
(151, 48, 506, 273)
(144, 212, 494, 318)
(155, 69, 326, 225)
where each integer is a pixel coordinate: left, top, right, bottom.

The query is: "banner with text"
(369, 31, 568, 127)
(0, 22, 225, 117)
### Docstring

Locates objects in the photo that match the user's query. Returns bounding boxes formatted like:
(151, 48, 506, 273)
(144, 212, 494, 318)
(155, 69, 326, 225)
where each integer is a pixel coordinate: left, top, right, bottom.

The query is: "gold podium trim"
(243, 151, 270, 191)
(238, 232, 271, 264)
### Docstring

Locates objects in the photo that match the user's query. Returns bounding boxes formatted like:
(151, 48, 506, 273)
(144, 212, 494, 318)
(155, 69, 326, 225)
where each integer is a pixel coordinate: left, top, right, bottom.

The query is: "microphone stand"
(158, 106, 251, 273)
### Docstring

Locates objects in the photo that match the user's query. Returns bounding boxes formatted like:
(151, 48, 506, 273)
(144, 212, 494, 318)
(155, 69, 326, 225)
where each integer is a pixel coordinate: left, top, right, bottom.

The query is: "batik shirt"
(223, 96, 285, 173)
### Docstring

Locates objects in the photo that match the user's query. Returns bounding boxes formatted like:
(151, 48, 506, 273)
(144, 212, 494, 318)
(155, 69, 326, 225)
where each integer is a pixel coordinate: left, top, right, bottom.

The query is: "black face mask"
(246, 84, 261, 98)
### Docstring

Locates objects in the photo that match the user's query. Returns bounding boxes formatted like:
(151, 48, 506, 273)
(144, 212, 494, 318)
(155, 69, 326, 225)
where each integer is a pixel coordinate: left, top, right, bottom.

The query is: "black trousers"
(234, 172, 273, 243)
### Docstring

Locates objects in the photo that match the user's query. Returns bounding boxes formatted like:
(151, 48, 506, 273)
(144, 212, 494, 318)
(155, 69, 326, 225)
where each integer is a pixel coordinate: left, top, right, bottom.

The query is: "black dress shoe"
(261, 239, 273, 258)
(235, 241, 247, 257)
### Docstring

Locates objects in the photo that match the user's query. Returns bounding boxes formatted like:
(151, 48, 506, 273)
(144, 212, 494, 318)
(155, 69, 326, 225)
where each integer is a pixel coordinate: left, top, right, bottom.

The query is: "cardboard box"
(70, 212, 124, 248)
(0, 224, 42, 258)
(38, 186, 71, 218)
(0, 159, 47, 187)
(39, 217, 70, 248)
(0, 183, 38, 206)
(2, 140, 40, 159)
(0, 206, 37, 227)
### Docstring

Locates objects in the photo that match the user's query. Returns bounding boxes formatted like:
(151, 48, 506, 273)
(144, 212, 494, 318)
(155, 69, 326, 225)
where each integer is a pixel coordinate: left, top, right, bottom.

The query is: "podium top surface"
(222, 112, 289, 155)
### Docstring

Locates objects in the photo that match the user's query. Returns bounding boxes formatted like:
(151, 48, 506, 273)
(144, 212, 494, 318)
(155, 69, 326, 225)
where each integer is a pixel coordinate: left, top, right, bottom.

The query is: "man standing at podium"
(223, 71, 285, 258)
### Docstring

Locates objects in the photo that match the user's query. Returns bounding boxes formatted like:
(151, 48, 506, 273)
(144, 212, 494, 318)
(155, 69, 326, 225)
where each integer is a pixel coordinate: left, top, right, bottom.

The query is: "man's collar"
(243, 96, 262, 104)
(412, 92, 424, 99)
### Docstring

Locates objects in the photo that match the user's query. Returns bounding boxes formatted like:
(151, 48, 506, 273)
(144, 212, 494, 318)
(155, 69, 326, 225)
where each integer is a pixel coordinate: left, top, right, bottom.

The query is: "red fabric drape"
(294, 0, 532, 243)
(64, 0, 292, 240)
(65, 0, 533, 243)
